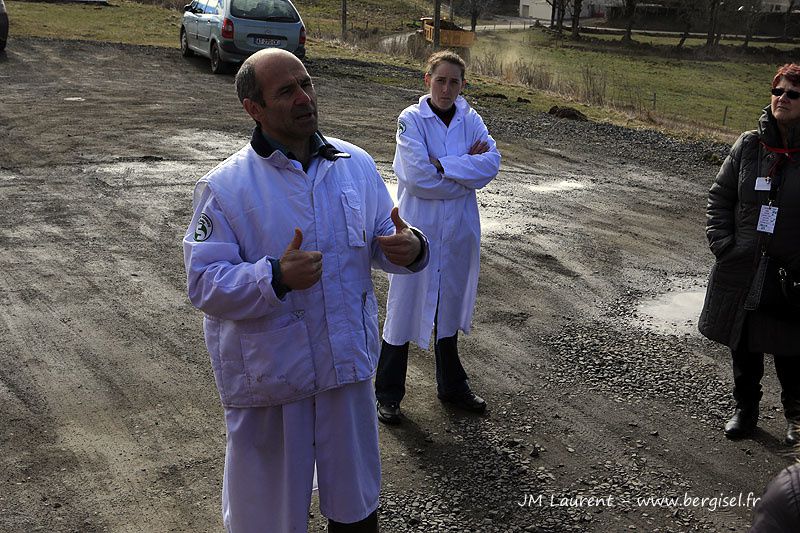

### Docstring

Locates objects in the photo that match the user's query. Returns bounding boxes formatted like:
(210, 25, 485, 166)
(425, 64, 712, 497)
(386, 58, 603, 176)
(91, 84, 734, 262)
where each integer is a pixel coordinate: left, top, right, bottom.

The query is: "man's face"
(424, 61, 464, 111)
(248, 53, 318, 144)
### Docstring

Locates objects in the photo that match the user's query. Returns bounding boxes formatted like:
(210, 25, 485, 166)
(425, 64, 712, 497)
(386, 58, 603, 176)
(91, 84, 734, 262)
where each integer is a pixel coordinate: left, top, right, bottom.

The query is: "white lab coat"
(382, 95, 501, 348)
(183, 134, 428, 408)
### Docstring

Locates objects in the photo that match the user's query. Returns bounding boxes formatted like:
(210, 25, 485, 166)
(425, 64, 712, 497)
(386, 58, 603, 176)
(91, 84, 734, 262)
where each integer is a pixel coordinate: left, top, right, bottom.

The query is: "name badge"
(757, 205, 779, 233)
(755, 177, 772, 191)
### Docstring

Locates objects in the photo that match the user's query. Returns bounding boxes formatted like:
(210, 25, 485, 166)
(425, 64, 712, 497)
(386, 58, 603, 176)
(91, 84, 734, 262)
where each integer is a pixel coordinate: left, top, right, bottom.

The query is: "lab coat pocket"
(239, 319, 317, 404)
(341, 189, 367, 247)
(360, 291, 380, 369)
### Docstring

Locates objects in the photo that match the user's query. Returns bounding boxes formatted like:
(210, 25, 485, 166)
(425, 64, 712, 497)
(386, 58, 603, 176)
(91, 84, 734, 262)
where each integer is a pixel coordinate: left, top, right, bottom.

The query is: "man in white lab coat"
(183, 49, 429, 532)
(376, 51, 501, 425)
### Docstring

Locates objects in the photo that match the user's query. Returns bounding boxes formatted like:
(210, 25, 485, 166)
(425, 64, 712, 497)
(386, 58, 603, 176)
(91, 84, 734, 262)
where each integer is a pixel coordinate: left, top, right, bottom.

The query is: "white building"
(519, 0, 601, 20)
(519, 0, 795, 18)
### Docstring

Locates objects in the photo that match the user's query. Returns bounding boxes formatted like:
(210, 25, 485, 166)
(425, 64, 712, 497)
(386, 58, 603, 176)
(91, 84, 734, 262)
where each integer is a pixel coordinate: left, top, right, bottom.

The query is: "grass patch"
(586, 31, 799, 51)
(470, 29, 777, 134)
(5, 0, 182, 48)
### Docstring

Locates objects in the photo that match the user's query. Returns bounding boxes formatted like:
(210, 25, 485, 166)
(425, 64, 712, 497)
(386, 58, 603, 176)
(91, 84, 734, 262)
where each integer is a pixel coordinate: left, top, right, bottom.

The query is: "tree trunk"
(706, 0, 718, 46)
(677, 21, 690, 48)
(556, 0, 566, 33)
(621, 0, 636, 41)
(783, 0, 796, 38)
(571, 0, 583, 39)
(471, 11, 478, 31)
(341, 0, 347, 41)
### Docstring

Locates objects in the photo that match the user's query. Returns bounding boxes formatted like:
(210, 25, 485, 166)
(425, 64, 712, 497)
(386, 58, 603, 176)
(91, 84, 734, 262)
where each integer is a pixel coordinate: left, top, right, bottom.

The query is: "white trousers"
(222, 379, 381, 533)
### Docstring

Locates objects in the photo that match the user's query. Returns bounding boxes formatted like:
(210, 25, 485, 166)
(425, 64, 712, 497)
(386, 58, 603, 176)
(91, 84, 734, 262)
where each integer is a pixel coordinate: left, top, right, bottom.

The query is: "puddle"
(165, 130, 248, 160)
(528, 180, 586, 193)
(635, 283, 706, 336)
(64, 97, 85, 102)
(87, 161, 213, 188)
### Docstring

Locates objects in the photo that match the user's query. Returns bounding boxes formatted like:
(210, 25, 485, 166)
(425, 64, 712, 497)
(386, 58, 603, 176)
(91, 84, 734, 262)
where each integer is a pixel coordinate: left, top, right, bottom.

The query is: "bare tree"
(738, 0, 764, 48)
(547, 0, 569, 32)
(457, 0, 497, 31)
(706, 0, 722, 46)
(621, 0, 638, 41)
(674, 0, 702, 48)
(571, 0, 583, 39)
(783, 0, 796, 38)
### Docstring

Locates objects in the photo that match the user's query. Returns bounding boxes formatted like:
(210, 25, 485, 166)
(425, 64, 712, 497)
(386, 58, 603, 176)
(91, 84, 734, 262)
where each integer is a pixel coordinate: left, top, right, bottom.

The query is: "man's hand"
(468, 140, 490, 155)
(279, 228, 322, 290)
(377, 207, 421, 267)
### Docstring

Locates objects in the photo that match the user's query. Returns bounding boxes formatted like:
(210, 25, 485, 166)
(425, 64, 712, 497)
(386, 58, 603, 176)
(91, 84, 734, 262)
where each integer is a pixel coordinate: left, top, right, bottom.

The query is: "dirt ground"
(0, 37, 795, 533)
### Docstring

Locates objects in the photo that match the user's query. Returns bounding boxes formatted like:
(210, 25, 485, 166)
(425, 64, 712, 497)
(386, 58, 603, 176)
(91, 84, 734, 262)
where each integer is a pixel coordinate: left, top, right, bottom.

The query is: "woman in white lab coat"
(376, 50, 501, 424)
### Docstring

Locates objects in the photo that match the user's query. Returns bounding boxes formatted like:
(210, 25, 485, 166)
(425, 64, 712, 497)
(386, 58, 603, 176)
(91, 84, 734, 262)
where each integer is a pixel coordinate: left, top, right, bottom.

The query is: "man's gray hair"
(235, 60, 263, 105)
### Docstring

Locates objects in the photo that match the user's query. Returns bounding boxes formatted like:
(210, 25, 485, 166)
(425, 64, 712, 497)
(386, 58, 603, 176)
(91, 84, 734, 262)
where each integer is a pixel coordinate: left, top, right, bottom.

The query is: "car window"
(194, 0, 208, 13)
(230, 0, 299, 22)
(204, 0, 218, 14)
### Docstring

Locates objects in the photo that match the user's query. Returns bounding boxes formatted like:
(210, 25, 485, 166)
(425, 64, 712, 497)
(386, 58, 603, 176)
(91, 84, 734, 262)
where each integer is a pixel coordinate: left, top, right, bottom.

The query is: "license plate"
(254, 37, 282, 46)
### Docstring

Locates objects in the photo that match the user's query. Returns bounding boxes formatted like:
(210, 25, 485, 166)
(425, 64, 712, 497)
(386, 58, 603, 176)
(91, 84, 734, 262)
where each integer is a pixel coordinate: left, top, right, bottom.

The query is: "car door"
(197, 0, 220, 54)
(186, 0, 208, 52)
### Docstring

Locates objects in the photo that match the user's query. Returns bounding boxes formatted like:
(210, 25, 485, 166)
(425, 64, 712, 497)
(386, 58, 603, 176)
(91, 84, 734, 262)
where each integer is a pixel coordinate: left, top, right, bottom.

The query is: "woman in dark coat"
(699, 63, 800, 445)
(749, 461, 800, 532)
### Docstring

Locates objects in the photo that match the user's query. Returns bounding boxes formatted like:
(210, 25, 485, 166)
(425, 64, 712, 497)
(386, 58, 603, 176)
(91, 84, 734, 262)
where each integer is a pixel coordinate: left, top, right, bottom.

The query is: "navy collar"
(249, 127, 351, 166)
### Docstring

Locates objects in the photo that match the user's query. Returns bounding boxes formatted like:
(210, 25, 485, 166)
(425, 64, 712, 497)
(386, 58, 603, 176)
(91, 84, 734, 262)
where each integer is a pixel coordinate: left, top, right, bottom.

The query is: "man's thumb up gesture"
(377, 207, 421, 267)
(280, 228, 323, 290)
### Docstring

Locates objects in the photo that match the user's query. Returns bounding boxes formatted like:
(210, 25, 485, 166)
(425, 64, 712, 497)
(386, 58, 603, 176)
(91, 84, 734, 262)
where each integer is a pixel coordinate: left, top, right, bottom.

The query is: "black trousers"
(375, 325, 469, 404)
(731, 343, 800, 420)
(328, 510, 378, 532)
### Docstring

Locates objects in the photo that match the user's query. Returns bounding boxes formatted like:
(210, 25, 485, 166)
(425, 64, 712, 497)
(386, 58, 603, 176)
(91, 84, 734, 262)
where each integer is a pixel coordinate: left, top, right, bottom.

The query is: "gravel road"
(0, 37, 792, 532)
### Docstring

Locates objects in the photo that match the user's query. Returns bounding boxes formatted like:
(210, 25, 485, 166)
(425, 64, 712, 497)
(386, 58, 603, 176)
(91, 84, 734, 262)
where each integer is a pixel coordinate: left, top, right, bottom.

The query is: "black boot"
(774, 354, 800, 446)
(725, 344, 763, 440)
(786, 420, 800, 446)
(724, 407, 758, 439)
(328, 510, 378, 532)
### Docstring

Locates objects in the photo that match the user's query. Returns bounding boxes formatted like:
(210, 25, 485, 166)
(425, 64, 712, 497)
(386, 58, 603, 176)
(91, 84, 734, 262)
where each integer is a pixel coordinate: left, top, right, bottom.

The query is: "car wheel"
(180, 28, 192, 57)
(210, 43, 227, 74)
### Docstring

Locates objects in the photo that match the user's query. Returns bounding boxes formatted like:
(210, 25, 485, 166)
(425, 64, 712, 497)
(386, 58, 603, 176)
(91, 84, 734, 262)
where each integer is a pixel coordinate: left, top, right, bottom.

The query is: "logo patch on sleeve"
(194, 213, 213, 242)
(398, 119, 406, 135)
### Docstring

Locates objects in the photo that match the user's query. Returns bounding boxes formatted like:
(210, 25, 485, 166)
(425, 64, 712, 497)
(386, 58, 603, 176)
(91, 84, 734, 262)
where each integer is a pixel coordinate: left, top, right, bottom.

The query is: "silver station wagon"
(180, 0, 305, 73)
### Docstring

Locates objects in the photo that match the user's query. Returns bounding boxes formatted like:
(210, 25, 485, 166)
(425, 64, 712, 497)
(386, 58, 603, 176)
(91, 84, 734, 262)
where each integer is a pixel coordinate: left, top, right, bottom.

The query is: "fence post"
(652, 92, 656, 110)
(723, 105, 729, 126)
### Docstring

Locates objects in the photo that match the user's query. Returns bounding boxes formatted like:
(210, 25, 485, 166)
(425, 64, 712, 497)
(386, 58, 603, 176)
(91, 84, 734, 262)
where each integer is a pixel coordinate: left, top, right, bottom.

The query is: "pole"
(341, 0, 347, 41)
(723, 105, 729, 126)
(434, 0, 441, 48)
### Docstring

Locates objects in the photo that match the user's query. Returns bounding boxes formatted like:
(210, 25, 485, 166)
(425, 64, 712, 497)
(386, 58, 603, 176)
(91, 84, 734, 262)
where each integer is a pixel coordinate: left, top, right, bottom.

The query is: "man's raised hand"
(279, 228, 322, 290)
(377, 207, 421, 267)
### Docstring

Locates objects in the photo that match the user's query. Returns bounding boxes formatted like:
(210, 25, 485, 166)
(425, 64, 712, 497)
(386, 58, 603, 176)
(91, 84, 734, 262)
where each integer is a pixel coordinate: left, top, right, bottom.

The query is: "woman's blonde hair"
(425, 50, 466, 80)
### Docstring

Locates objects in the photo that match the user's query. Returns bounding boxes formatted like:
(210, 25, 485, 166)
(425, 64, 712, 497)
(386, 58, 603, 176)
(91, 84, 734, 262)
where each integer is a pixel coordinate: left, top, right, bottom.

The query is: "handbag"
(778, 267, 800, 308)
(744, 254, 800, 316)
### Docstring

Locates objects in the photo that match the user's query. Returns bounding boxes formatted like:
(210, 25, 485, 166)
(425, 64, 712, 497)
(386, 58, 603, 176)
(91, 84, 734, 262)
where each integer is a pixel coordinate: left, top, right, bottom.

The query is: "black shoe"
(377, 401, 402, 425)
(724, 408, 758, 439)
(786, 421, 800, 446)
(439, 390, 487, 413)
